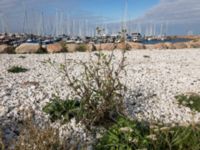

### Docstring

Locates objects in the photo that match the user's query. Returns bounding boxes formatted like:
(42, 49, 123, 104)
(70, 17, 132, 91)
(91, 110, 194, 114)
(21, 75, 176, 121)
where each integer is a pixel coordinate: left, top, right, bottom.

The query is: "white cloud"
(137, 0, 200, 23)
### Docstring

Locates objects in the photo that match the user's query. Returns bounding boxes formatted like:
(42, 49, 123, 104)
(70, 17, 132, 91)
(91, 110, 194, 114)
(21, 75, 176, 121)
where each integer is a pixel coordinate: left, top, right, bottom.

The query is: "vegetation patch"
(7, 66, 29, 73)
(176, 93, 200, 112)
(75, 44, 87, 52)
(43, 95, 80, 123)
(12, 117, 66, 150)
(18, 55, 26, 59)
(96, 116, 200, 150)
(44, 51, 127, 127)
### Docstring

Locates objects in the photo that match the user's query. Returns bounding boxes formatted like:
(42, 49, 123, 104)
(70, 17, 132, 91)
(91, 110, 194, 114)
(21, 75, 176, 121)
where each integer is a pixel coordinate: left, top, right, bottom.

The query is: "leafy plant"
(76, 44, 87, 52)
(176, 93, 200, 112)
(7, 66, 28, 73)
(96, 116, 200, 150)
(43, 95, 80, 123)
(96, 116, 149, 150)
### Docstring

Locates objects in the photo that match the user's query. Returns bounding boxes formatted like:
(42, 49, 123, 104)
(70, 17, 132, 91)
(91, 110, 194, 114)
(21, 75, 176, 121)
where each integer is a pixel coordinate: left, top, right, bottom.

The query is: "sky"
(0, 0, 200, 35)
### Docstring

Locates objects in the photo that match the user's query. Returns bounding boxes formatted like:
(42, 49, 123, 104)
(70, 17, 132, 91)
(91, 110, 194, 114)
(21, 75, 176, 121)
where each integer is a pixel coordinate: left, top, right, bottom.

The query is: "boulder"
(15, 43, 42, 54)
(47, 43, 65, 53)
(115, 43, 130, 50)
(173, 42, 188, 49)
(154, 43, 168, 49)
(127, 42, 145, 49)
(0, 44, 14, 53)
(164, 42, 175, 49)
(66, 44, 77, 52)
(95, 43, 116, 51)
(87, 44, 96, 51)
(186, 41, 200, 48)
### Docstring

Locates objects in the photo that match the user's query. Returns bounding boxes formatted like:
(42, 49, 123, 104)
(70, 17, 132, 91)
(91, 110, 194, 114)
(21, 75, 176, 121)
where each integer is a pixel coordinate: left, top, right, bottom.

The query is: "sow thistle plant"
(43, 51, 127, 127)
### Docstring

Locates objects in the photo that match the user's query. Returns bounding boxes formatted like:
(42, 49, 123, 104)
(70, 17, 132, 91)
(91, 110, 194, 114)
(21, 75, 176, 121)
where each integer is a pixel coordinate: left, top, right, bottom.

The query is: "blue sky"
(78, 0, 160, 22)
(1, 0, 200, 35)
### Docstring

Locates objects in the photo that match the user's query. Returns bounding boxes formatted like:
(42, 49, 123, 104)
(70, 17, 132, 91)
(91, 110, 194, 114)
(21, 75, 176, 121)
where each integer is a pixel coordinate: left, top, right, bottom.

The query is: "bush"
(44, 51, 127, 127)
(7, 66, 28, 73)
(75, 44, 87, 52)
(176, 93, 200, 112)
(96, 116, 200, 150)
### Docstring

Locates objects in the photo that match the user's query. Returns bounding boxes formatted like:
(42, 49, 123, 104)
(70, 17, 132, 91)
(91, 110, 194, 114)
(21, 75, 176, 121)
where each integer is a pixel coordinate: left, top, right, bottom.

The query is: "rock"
(154, 43, 168, 49)
(87, 44, 96, 51)
(15, 43, 43, 54)
(173, 42, 188, 49)
(164, 42, 175, 49)
(0, 44, 14, 53)
(95, 43, 116, 51)
(186, 41, 200, 48)
(66, 44, 77, 52)
(47, 43, 65, 53)
(127, 42, 145, 49)
(115, 43, 130, 50)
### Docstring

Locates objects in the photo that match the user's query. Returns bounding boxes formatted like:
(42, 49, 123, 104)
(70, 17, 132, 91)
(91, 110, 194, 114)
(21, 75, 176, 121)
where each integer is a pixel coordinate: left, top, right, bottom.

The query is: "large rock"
(15, 43, 42, 54)
(164, 42, 175, 49)
(186, 41, 200, 48)
(173, 42, 188, 49)
(0, 44, 14, 53)
(66, 44, 96, 52)
(95, 43, 116, 51)
(145, 43, 168, 50)
(66, 44, 77, 52)
(115, 43, 130, 50)
(87, 44, 96, 51)
(127, 42, 145, 49)
(47, 43, 65, 53)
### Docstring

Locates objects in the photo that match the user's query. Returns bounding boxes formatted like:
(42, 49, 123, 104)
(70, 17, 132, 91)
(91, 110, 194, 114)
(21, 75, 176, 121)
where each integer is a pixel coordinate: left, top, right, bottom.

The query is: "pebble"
(0, 49, 200, 146)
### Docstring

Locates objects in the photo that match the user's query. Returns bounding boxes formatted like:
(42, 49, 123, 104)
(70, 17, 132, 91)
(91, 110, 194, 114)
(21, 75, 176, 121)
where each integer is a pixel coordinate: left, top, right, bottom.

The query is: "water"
(143, 38, 191, 45)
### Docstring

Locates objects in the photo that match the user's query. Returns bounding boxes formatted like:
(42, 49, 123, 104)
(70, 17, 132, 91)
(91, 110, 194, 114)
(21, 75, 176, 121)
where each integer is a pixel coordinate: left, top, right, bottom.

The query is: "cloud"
(137, 0, 200, 23)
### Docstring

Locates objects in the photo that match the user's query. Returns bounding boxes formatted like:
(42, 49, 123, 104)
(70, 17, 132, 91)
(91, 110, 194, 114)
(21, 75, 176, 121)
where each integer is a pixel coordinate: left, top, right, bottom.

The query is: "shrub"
(96, 116, 200, 150)
(75, 44, 87, 52)
(7, 66, 28, 73)
(176, 93, 200, 112)
(43, 95, 80, 123)
(44, 51, 127, 127)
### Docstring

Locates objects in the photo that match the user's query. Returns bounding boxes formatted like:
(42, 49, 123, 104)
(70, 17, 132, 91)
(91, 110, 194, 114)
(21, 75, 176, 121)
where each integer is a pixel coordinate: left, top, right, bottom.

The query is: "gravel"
(0, 49, 200, 144)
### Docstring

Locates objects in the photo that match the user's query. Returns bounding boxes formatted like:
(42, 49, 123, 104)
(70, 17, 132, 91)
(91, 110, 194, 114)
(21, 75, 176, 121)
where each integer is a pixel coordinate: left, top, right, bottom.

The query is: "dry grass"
(13, 119, 66, 150)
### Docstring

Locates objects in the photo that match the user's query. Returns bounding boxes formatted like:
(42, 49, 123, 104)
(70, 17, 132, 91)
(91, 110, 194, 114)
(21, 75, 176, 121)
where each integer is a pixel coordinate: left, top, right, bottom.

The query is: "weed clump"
(176, 93, 200, 112)
(13, 119, 66, 150)
(44, 51, 127, 127)
(7, 66, 28, 73)
(76, 44, 87, 52)
(43, 95, 80, 123)
(96, 116, 200, 150)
